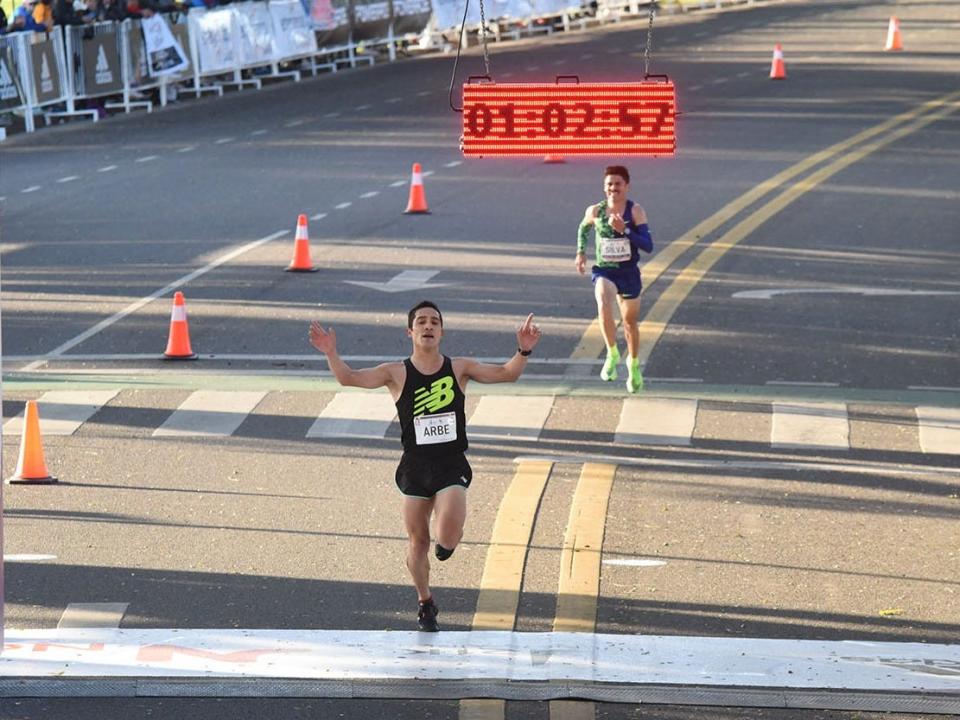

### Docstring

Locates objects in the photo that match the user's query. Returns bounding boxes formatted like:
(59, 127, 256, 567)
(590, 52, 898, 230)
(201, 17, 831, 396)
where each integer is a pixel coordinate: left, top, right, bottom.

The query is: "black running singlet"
(396, 356, 468, 456)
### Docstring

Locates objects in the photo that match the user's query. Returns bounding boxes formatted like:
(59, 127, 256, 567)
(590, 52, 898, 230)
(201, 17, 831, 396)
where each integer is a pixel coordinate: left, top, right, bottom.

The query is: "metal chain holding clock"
(478, 0, 491, 77)
(644, 0, 656, 77)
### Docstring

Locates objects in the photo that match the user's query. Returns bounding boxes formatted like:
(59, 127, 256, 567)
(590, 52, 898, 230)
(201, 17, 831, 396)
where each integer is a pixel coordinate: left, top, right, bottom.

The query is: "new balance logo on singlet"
(413, 376, 455, 415)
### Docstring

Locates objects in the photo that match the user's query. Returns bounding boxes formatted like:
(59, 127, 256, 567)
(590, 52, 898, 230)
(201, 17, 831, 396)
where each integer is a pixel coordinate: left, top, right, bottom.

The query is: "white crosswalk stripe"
(307, 392, 397, 439)
(771, 402, 849, 450)
(3, 389, 956, 456)
(468, 395, 553, 441)
(915, 406, 960, 455)
(615, 397, 698, 445)
(153, 391, 266, 437)
(3, 390, 119, 436)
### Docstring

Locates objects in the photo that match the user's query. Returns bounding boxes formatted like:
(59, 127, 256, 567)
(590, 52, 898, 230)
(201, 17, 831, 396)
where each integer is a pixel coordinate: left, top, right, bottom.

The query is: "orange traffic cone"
(403, 163, 431, 214)
(7, 400, 57, 484)
(286, 214, 319, 272)
(885, 16, 903, 51)
(163, 291, 198, 360)
(770, 43, 786, 80)
(543, 155, 565, 164)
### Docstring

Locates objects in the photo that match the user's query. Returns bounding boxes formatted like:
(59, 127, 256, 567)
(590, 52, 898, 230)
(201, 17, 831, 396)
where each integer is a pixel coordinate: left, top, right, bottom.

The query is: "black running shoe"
(417, 599, 440, 632)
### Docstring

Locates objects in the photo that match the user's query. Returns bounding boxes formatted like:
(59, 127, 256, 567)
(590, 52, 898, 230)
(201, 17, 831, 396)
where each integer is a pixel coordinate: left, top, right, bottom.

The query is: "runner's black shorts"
(395, 452, 473, 499)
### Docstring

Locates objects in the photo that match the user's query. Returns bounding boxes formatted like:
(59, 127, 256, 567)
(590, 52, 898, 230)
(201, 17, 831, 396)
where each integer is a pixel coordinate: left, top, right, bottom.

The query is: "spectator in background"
(53, 0, 83, 24)
(6, 0, 46, 32)
(31, 0, 53, 29)
(99, 0, 125, 21)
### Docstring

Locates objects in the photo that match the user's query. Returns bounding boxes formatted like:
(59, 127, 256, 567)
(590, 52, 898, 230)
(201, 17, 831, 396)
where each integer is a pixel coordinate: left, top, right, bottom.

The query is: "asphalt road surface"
(1, 0, 958, 717)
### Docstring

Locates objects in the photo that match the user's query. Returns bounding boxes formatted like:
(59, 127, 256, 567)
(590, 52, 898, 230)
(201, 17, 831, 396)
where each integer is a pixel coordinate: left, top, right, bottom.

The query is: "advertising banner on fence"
(193, 8, 238, 74)
(269, 0, 318, 58)
(81, 32, 124, 96)
(30, 39, 61, 105)
(235, 2, 278, 67)
(0, 46, 24, 111)
(141, 14, 189, 77)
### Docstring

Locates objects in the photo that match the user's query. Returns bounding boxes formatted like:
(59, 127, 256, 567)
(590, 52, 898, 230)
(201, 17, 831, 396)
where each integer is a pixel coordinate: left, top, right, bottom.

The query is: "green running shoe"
(600, 346, 620, 381)
(626, 361, 644, 394)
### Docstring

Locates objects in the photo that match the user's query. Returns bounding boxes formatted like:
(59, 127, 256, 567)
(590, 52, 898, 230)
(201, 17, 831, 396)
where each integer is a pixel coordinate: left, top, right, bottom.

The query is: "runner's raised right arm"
(309, 321, 399, 391)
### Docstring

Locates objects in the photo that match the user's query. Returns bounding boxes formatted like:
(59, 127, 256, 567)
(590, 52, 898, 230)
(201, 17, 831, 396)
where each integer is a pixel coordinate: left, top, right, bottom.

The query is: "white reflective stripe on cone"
(171, 306, 187, 322)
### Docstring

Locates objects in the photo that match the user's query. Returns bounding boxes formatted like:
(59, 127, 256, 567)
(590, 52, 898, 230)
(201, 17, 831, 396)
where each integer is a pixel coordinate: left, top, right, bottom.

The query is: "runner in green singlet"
(575, 165, 654, 393)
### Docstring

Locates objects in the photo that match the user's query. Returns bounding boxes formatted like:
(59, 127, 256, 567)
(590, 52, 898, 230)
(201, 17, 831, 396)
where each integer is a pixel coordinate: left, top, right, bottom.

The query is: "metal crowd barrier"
(1, 30, 70, 132)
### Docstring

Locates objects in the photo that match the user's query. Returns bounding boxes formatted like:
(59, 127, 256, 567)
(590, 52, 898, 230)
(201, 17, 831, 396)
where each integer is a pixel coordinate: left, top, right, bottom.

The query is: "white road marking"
(385, 97, 403, 103)
(3, 554, 57, 562)
(735, 287, 960, 299)
(915, 406, 960, 455)
(213, 138, 234, 145)
(176, 146, 196, 153)
(307, 392, 396, 438)
(3, 629, 957, 698)
(135, 155, 158, 162)
(772, 402, 849, 450)
(580, 53, 594, 59)
(602, 558, 667, 567)
(3, 390, 119, 436)
(334, 201, 352, 209)
(21, 186, 41, 193)
(422, 170, 434, 177)
(98, 165, 117, 172)
(469, 395, 553, 441)
(250, 130, 268, 136)
(689, 84, 703, 91)
(284, 120, 305, 127)
(355, 104, 371, 111)
(344, 269, 447, 293)
(712, 77, 729, 84)
(154, 391, 266, 437)
(445, 161, 462, 168)
(323, 112, 340, 118)
(390, 179, 407, 187)
(58, 603, 128, 629)
(20, 230, 288, 371)
(615, 398, 698, 446)
(416, 90, 432, 97)
(57, 175, 79, 183)
(908, 386, 960, 393)
(766, 380, 840, 387)
(310, 212, 328, 221)
(552, 59, 567, 65)
(646, 377, 703, 384)
(737, 71, 751, 78)
(359, 191, 380, 199)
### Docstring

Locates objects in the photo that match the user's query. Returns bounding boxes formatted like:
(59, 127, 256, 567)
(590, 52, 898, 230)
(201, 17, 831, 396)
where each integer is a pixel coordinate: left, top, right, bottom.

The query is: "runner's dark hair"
(604, 165, 630, 184)
(408, 300, 443, 328)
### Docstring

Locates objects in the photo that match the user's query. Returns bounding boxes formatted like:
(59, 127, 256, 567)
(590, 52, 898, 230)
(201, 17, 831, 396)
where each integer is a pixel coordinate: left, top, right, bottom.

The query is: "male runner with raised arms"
(309, 302, 542, 631)
(575, 165, 654, 393)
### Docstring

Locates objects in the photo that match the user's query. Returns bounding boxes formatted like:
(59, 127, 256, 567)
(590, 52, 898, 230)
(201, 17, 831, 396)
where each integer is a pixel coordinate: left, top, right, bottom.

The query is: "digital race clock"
(461, 80, 676, 158)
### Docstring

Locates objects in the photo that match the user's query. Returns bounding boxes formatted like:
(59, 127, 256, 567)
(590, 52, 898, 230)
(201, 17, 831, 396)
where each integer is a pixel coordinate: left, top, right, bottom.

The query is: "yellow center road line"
(569, 89, 960, 364)
(554, 463, 617, 632)
(637, 92, 960, 366)
(460, 459, 553, 720)
(551, 463, 617, 720)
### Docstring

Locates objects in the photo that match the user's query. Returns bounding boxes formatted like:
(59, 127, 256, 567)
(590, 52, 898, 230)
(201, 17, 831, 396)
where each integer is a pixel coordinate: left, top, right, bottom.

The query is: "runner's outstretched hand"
(517, 314, 542, 353)
(309, 321, 337, 355)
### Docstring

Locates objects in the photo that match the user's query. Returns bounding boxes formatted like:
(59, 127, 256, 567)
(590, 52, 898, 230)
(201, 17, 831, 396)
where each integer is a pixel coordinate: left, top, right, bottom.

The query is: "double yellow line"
(571, 89, 960, 366)
(461, 461, 617, 720)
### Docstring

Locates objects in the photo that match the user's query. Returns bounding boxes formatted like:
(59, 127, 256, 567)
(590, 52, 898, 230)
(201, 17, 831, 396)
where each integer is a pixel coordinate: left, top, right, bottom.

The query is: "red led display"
(461, 81, 676, 158)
